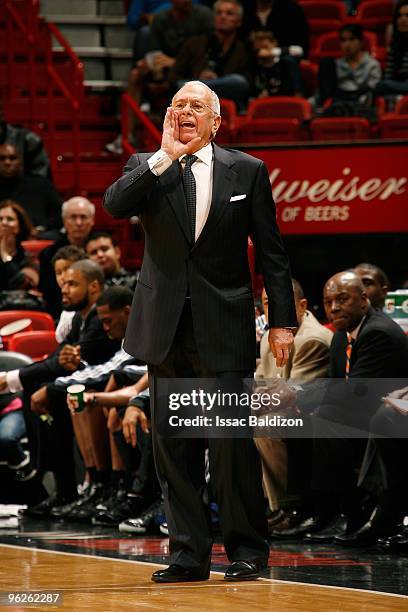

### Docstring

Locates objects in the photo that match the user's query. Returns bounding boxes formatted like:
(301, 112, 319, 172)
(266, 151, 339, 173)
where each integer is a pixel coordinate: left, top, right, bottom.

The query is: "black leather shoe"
(267, 509, 287, 530)
(51, 483, 105, 519)
(377, 527, 408, 551)
(304, 514, 347, 543)
(224, 561, 264, 581)
(334, 521, 380, 547)
(151, 564, 209, 583)
(383, 534, 408, 553)
(269, 515, 319, 539)
(24, 493, 76, 518)
(335, 506, 400, 547)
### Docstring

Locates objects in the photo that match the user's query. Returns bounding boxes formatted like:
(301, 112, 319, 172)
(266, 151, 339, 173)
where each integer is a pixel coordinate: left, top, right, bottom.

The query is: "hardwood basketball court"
(0, 520, 406, 610)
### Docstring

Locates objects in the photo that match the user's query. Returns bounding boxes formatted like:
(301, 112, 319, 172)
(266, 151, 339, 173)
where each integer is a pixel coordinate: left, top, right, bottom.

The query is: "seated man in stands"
(85, 231, 137, 290)
(0, 101, 51, 179)
(0, 143, 61, 238)
(354, 262, 389, 311)
(108, 0, 214, 152)
(255, 280, 332, 533)
(0, 261, 121, 514)
(39, 196, 95, 317)
(169, 1, 251, 109)
(315, 24, 381, 112)
(127, 0, 202, 62)
(249, 30, 303, 98)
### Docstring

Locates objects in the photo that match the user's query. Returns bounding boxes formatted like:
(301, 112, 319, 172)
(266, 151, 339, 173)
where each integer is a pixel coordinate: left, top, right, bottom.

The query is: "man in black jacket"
(0, 260, 121, 511)
(277, 271, 408, 542)
(0, 143, 62, 237)
(104, 81, 296, 582)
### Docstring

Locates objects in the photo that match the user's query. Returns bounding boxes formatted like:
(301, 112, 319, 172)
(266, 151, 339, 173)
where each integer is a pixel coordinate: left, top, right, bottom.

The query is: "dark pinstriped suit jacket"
(104, 144, 297, 371)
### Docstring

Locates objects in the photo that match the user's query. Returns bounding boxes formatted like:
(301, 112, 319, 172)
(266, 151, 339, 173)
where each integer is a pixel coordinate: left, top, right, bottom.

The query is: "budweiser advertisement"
(248, 144, 408, 234)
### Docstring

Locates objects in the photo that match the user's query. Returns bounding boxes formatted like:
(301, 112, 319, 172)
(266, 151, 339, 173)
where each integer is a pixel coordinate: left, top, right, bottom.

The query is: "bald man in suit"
(104, 81, 297, 582)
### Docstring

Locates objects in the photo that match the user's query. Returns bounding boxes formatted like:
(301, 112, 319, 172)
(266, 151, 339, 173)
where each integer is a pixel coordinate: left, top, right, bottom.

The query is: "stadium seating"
(310, 117, 371, 141)
(8, 331, 58, 361)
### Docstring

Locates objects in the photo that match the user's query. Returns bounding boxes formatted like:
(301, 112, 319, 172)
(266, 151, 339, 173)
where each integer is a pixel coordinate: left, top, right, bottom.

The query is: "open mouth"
(180, 121, 195, 129)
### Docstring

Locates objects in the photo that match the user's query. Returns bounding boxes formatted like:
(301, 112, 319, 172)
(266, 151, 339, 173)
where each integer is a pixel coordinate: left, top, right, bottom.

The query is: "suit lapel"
(192, 144, 237, 252)
(159, 160, 192, 245)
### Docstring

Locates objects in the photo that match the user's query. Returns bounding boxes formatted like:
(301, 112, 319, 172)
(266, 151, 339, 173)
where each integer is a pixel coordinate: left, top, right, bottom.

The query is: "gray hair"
(214, 0, 244, 19)
(62, 196, 95, 219)
(70, 259, 104, 286)
(174, 81, 221, 115)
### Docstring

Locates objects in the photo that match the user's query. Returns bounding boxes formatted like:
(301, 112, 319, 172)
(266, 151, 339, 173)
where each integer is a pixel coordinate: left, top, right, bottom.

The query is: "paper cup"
(67, 384, 85, 413)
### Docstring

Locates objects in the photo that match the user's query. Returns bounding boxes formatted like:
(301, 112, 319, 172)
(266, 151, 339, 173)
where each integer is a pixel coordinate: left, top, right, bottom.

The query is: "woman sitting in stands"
(376, 0, 408, 96)
(0, 199, 39, 291)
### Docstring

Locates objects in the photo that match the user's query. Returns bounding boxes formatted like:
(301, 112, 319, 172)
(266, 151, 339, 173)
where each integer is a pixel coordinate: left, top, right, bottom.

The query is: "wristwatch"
(2, 255, 12, 263)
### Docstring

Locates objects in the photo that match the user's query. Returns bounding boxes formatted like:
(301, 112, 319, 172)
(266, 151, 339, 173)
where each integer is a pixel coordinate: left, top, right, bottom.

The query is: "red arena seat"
(0, 310, 55, 331)
(246, 96, 313, 121)
(310, 117, 371, 141)
(395, 96, 408, 114)
(8, 330, 58, 361)
(378, 115, 408, 139)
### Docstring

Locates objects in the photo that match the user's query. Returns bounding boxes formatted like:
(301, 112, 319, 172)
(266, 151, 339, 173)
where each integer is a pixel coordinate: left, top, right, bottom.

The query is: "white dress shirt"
(148, 143, 214, 241)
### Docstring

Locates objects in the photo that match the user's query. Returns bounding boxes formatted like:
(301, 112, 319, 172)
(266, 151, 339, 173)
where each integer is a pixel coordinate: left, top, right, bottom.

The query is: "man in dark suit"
(104, 80, 297, 582)
(295, 271, 408, 543)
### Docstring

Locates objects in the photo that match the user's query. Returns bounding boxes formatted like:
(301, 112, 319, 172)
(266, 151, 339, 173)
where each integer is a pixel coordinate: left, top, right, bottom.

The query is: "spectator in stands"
(255, 280, 332, 532)
(169, 1, 251, 108)
(85, 231, 137, 290)
(278, 271, 408, 543)
(0, 143, 61, 238)
(39, 197, 95, 317)
(0, 199, 38, 292)
(51, 245, 89, 342)
(376, 0, 408, 97)
(315, 24, 381, 112)
(108, 0, 214, 154)
(0, 260, 121, 516)
(127, 0, 202, 61)
(241, 0, 309, 59)
(0, 100, 51, 179)
(250, 31, 303, 98)
(354, 262, 389, 310)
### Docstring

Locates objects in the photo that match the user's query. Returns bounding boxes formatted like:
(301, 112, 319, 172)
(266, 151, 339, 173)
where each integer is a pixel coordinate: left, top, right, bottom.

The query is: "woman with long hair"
(0, 199, 39, 290)
(376, 0, 408, 95)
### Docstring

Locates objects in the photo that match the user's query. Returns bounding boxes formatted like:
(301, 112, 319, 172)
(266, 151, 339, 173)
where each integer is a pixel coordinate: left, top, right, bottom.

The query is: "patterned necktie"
(345, 332, 354, 379)
(182, 154, 198, 242)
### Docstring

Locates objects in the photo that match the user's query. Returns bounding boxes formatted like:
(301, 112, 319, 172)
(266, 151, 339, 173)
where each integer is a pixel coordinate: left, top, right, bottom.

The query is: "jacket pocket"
(224, 287, 253, 300)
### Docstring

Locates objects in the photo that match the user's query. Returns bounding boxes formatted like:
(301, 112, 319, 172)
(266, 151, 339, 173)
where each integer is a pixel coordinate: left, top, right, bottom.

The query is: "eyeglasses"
(171, 99, 216, 115)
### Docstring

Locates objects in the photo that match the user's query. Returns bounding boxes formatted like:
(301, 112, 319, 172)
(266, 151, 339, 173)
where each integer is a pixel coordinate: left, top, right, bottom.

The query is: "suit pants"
(149, 301, 269, 572)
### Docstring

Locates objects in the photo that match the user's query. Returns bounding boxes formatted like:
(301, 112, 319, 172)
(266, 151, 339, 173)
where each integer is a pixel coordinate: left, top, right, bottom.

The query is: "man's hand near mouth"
(161, 107, 202, 160)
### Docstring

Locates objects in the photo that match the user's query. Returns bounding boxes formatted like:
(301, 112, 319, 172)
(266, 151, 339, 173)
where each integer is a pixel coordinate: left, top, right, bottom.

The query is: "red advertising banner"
(247, 144, 408, 234)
